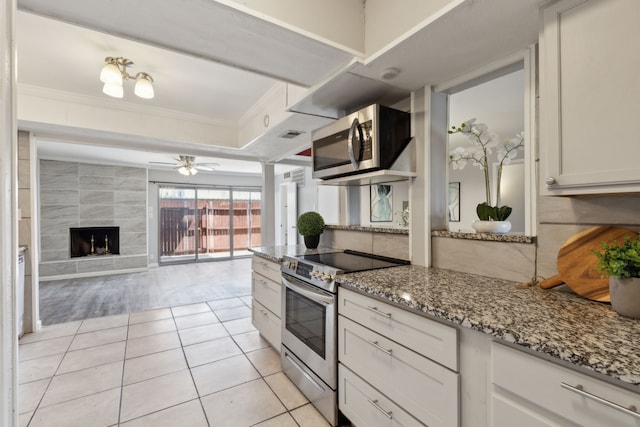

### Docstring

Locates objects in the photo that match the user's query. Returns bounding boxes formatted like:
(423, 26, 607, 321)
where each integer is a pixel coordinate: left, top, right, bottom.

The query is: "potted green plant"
(296, 211, 325, 249)
(593, 234, 640, 319)
(449, 119, 524, 233)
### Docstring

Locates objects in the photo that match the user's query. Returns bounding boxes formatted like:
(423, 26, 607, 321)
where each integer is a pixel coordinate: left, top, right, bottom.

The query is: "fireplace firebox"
(70, 227, 120, 258)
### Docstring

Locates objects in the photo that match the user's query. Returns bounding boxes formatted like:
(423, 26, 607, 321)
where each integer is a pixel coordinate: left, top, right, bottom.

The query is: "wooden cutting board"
(540, 226, 638, 302)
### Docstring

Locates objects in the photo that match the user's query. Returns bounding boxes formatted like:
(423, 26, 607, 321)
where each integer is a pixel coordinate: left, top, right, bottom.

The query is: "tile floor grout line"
(116, 315, 130, 426)
(22, 320, 81, 426)
(172, 305, 213, 427)
(21, 296, 332, 426)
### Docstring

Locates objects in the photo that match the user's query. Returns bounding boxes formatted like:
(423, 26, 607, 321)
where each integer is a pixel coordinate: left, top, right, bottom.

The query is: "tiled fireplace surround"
(39, 160, 148, 279)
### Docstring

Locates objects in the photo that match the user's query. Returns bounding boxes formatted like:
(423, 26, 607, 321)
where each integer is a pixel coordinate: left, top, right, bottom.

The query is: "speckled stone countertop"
(249, 245, 340, 263)
(339, 265, 640, 388)
(432, 230, 535, 243)
(326, 225, 409, 235)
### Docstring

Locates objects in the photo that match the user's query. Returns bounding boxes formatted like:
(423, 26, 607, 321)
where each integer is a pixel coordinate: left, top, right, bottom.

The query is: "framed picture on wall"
(370, 184, 393, 222)
(448, 182, 460, 222)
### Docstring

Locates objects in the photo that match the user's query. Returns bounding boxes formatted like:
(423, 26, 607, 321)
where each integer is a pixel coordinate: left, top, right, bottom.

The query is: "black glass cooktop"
(298, 250, 409, 273)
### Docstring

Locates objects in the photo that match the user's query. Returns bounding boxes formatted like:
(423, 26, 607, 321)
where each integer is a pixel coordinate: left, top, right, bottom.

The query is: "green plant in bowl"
(296, 211, 325, 237)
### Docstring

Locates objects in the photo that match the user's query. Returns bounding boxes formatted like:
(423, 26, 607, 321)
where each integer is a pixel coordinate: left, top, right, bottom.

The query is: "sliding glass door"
(159, 188, 197, 263)
(159, 186, 261, 264)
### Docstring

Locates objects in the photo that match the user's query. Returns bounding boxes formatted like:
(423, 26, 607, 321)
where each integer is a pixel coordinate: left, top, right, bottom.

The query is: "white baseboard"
(148, 263, 159, 269)
(39, 267, 148, 282)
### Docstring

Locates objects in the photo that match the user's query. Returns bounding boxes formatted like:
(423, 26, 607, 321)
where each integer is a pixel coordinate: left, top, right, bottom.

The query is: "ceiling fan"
(150, 155, 220, 176)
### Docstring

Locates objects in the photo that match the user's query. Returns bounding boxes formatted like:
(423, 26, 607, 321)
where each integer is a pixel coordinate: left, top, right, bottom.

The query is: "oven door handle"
(282, 276, 334, 306)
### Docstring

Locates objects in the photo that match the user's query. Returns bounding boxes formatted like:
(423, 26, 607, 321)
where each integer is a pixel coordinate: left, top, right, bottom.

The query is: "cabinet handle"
(367, 339, 393, 356)
(545, 176, 557, 185)
(366, 305, 392, 318)
(560, 383, 640, 418)
(367, 398, 393, 419)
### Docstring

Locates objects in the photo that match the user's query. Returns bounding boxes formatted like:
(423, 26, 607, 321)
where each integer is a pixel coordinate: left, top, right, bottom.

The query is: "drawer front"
(339, 364, 426, 427)
(492, 342, 640, 427)
(339, 315, 459, 427)
(252, 272, 281, 315)
(491, 394, 564, 427)
(252, 300, 280, 352)
(252, 256, 281, 284)
(338, 287, 458, 371)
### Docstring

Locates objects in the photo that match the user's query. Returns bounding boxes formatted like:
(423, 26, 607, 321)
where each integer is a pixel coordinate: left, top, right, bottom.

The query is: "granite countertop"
(249, 245, 340, 263)
(326, 225, 409, 235)
(338, 265, 640, 388)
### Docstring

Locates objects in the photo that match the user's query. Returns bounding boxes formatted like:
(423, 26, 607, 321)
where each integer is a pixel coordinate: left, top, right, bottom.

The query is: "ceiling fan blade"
(149, 161, 179, 165)
(195, 165, 214, 171)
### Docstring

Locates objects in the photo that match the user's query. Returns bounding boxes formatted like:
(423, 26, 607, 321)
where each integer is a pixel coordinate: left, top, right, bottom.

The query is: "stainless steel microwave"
(311, 104, 411, 180)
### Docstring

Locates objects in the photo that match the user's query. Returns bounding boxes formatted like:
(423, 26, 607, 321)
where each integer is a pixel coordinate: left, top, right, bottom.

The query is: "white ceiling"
(15, 1, 354, 173)
(15, 0, 545, 174)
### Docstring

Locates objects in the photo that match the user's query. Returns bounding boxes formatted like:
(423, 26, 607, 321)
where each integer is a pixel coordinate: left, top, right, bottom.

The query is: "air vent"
(283, 168, 305, 186)
(279, 130, 304, 139)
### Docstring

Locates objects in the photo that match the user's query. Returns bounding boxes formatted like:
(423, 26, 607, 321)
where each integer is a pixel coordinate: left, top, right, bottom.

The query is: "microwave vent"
(280, 130, 304, 139)
(284, 168, 305, 186)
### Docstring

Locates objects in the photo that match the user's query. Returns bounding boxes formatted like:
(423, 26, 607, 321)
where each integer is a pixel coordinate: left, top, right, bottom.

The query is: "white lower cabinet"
(491, 342, 640, 427)
(339, 364, 425, 427)
(338, 287, 460, 427)
(250, 255, 282, 351)
(251, 300, 280, 350)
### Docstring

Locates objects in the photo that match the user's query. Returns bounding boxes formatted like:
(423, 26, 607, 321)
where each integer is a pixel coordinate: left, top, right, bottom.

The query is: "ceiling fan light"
(178, 166, 190, 176)
(134, 73, 154, 99)
(100, 61, 122, 84)
(102, 82, 124, 98)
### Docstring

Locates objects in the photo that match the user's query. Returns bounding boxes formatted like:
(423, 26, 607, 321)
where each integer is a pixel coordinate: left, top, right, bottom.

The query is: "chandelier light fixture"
(100, 57, 154, 99)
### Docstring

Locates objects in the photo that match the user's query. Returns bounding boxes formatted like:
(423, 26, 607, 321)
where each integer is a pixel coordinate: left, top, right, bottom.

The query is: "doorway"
(158, 186, 261, 263)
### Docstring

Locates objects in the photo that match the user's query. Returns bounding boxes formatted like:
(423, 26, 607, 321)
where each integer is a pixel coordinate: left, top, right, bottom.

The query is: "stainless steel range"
(280, 250, 409, 426)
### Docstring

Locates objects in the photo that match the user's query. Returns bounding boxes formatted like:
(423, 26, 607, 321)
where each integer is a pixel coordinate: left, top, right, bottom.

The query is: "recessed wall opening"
(70, 227, 120, 258)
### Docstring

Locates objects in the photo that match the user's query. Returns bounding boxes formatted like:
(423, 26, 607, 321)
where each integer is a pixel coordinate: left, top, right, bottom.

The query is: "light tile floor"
(18, 297, 332, 427)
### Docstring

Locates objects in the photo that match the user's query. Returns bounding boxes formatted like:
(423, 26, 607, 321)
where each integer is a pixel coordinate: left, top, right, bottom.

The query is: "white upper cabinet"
(540, 0, 640, 195)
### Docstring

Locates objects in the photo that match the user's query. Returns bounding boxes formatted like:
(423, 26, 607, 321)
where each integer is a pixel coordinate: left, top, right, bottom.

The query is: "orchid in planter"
(448, 119, 524, 223)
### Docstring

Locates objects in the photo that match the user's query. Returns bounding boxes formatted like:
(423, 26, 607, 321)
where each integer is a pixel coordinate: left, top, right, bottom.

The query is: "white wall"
(359, 181, 410, 228)
(448, 69, 525, 232)
(364, 0, 455, 55)
(274, 166, 321, 246)
(224, 0, 365, 53)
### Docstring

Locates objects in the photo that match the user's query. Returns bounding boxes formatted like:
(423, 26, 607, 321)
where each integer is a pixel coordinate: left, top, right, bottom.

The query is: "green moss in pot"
(593, 234, 640, 319)
(296, 211, 325, 249)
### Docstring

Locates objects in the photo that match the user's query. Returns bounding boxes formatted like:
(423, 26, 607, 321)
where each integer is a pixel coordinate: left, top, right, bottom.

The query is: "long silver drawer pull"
(366, 305, 392, 318)
(367, 399, 393, 419)
(367, 339, 393, 356)
(560, 383, 640, 418)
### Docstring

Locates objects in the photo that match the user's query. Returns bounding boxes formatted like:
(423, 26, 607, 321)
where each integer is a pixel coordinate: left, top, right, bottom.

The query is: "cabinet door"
(540, 0, 640, 195)
(251, 300, 280, 352)
(338, 287, 458, 371)
(339, 315, 459, 427)
(492, 343, 640, 427)
(339, 364, 426, 427)
(251, 272, 281, 315)
(491, 394, 566, 427)
(251, 255, 281, 283)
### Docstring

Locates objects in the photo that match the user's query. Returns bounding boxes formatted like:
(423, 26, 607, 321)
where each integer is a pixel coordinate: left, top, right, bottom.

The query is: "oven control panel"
(282, 256, 339, 287)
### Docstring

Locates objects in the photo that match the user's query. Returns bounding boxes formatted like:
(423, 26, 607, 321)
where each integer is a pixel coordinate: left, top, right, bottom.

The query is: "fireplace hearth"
(70, 227, 120, 258)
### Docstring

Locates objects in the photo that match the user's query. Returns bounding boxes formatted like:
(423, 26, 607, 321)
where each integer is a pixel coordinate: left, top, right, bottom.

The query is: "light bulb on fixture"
(100, 57, 154, 99)
(178, 166, 197, 176)
(102, 81, 124, 98)
(100, 59, 122, 85)
(134, 73, 154, 99)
